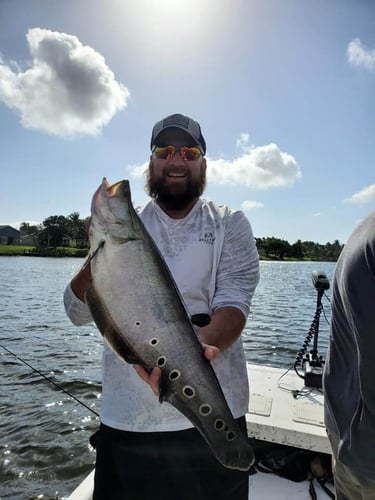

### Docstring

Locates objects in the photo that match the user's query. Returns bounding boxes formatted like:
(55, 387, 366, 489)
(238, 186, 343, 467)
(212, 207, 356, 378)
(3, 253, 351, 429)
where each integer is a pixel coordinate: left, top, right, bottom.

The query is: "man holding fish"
(64, 113, 259, 499)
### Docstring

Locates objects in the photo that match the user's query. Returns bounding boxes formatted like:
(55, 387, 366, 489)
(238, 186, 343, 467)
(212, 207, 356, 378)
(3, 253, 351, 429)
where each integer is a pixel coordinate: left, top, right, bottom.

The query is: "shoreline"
(0, 247, 337, 262)
(0, 246, 87, 257)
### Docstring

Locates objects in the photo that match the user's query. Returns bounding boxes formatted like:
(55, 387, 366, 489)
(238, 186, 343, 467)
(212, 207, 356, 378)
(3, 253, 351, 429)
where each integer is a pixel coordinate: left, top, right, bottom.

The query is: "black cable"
(293, 302, 324, 379)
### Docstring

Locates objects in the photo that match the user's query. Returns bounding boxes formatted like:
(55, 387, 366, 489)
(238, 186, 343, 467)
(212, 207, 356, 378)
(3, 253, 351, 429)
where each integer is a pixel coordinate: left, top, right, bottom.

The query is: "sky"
(0, 0, 374, 244)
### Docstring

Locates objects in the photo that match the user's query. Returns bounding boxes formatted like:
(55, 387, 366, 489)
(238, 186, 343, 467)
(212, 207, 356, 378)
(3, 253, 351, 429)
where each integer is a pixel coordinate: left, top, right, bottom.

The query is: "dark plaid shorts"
(90, 417, 249, 500)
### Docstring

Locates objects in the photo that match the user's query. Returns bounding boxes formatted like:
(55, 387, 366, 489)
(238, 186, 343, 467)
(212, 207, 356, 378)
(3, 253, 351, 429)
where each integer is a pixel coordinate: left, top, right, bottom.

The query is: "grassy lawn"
(0, 245, 88, 257)
(0, 245, 34, 255)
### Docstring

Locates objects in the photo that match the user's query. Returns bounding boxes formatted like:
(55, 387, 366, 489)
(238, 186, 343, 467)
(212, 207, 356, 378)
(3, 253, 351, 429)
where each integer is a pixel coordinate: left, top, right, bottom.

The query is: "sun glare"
(105, 0, 227, 64)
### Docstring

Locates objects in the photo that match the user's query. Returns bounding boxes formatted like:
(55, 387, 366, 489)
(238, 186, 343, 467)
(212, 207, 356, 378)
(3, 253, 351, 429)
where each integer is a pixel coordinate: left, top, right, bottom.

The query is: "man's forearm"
(197, 306, 246, 352)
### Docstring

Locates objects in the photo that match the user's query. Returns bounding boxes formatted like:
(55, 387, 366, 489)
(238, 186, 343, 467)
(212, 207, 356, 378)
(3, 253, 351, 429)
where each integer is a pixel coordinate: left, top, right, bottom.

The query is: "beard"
(146, 163, 206, 211)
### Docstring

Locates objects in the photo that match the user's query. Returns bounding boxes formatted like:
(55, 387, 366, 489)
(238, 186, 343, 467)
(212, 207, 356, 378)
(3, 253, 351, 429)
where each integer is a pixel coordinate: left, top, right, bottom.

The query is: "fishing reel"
(294, 271, 330, 388)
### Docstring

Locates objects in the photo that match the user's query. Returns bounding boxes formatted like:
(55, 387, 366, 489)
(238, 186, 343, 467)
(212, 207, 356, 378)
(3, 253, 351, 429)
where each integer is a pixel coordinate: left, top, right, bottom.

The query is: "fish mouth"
(106, 179, 129, 197)
(91, 179, 131, 226)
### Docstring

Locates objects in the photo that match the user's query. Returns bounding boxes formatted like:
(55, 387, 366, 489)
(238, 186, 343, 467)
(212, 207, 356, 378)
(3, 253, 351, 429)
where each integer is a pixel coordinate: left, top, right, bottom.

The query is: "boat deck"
(246, 363, 329, 454)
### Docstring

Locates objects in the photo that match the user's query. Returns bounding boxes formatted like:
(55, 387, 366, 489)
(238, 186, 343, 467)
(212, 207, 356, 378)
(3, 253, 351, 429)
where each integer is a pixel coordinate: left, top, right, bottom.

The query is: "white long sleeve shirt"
(64, 198, 259, 432)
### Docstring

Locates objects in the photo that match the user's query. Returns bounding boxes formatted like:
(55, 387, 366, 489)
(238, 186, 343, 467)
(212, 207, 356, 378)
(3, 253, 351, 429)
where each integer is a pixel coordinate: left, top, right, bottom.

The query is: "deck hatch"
(249, 393, 272, 417)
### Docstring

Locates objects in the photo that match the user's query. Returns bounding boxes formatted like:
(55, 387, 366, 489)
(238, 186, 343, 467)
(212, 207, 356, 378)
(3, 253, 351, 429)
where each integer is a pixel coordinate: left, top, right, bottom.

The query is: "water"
(0, 257, 335, 499)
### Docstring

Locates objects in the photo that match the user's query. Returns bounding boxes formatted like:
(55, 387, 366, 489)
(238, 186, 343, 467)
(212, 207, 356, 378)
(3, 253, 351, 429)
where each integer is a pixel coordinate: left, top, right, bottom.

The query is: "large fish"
(85, 178, 255, 471)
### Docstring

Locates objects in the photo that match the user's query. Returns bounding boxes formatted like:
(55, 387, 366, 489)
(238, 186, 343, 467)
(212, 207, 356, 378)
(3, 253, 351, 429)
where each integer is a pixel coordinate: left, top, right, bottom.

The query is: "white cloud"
(128, 161, 149, 178)
(241, 200, 264, 210)
(236, 133, 251, 151)
(347, 38, 375, 71)
(207, 135, 301, 189)
(0, 28, 130, 137)
(344, 184, 375, 204)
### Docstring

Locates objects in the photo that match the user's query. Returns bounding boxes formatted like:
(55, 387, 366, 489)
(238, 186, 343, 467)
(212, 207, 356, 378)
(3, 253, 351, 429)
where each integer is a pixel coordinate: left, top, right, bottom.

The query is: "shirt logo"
(199, 232, 215, 244)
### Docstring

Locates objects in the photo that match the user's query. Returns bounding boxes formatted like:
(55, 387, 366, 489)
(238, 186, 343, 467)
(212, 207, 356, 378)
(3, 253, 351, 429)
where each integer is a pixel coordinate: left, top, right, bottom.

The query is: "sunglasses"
(153, 145, 203, 161)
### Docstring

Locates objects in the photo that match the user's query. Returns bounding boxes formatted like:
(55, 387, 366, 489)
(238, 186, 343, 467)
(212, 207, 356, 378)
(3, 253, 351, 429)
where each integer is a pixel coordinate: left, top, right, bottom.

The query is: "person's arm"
(63, 256, 93, 326)
(212, 211, 259, 324)
(70, 257, 92, 302)
(201, 210, 259, 352)
(197, 306, 246, 351)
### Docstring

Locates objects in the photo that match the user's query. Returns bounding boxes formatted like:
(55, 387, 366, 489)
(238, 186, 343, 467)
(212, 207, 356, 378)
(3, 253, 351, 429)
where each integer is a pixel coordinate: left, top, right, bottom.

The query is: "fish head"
(89, 178, 141, 250)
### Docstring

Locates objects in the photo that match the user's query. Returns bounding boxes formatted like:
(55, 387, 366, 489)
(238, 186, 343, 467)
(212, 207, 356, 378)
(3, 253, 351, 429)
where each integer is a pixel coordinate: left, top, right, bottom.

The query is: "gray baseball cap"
(150, 113, 206, 154)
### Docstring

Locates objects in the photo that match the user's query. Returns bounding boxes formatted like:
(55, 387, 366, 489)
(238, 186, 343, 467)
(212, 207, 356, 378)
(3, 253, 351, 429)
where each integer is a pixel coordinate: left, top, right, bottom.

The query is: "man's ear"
(202, 157, 207, 173)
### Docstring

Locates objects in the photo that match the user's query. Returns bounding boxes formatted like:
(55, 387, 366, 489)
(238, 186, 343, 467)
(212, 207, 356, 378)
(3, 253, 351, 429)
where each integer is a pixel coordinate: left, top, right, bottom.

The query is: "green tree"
(67, 212, 88, 248)
(39, 215, 70, 247)
(290, 239, 303, 259)
(256, 237, 291, 260)
(19, 222, 42, 235)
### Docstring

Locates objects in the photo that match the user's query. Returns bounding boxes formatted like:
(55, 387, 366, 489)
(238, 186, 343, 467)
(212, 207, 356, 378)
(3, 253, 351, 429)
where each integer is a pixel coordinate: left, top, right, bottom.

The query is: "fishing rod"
(0, 343, 99, 417)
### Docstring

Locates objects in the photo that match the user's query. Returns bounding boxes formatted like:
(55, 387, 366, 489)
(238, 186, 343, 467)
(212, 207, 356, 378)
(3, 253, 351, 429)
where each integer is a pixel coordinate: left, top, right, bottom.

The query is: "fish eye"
(110, 235, 130, 244)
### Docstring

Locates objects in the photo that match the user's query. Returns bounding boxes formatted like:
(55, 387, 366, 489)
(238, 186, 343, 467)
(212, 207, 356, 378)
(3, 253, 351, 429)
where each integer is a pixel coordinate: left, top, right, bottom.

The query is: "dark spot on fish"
(157, 356, 166, 367)
(135, 321, 141, 326)
(215, 419, 225, 431)
(149, 338, 159, 346)
(226, 431, 236, 441)
(183, 386, 195, 398)
(169, 370, 180, 381)
(199, 404, 212, 416)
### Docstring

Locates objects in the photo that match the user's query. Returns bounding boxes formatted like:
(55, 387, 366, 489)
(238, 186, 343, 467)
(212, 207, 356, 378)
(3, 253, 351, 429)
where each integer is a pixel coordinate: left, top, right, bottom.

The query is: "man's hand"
(202, 343, 220, 361)
(133, 343, 220, 397)
(134, 365, 162, 397)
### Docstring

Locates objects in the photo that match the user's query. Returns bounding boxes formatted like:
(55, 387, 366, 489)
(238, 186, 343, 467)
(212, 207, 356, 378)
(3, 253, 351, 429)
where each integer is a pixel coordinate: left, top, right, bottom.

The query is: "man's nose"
(169, 151, 185, 165)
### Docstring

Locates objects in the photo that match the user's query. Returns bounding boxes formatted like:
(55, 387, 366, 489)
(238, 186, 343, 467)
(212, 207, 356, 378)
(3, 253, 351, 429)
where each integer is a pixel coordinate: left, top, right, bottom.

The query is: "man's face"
(147, 128, 207, 210)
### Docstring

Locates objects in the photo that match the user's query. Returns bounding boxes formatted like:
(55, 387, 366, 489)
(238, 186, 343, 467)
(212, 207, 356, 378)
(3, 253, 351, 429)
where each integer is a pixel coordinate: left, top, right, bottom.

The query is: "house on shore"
(0, 225, 20, 245)
(19, 233, 39, 246)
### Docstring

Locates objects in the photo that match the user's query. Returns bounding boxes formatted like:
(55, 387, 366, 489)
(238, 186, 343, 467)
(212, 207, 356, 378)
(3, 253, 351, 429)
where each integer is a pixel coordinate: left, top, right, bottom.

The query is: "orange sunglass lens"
(154, 146, 174, 159)
(182, 147, 201, 160)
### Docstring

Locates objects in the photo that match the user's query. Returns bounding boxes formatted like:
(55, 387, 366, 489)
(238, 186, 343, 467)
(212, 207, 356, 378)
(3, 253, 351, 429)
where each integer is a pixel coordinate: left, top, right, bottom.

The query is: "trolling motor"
(294, 271, 330, 388)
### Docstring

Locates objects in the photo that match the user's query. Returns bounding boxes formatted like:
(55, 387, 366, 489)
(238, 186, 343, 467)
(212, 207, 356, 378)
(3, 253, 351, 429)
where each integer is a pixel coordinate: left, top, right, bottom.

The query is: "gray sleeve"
(211, 210, 259, 318)
(345, 227, 375, 416)
(63, 284, 93, 326)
